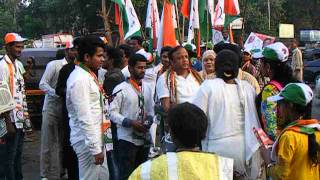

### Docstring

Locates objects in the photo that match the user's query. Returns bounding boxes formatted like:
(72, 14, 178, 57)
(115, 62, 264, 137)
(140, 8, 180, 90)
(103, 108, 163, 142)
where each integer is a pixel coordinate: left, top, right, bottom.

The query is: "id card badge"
(102, 118, 113, 151)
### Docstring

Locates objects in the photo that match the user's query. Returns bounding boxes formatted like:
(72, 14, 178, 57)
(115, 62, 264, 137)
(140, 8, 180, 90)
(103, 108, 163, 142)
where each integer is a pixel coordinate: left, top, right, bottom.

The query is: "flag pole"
(174, 0, 182, 44)
(182, 17, 185, 43)
(206, 3, 210, 51)
(268, 0, 271, 31)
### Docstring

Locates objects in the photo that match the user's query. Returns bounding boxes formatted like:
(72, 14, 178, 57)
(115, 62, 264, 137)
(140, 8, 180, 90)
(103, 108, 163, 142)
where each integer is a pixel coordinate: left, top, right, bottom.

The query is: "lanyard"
(78, 63, 106, 112)
(128, 78, 145, 120)
(78, 63, 104, 94)
(4, 57, 15, 96)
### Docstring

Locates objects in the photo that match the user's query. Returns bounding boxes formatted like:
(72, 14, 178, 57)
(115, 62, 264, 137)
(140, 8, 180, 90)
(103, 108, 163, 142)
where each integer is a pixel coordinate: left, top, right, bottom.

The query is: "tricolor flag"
(157, 0, 179, 55)
(181, 0, 191, 18)
(199, 0, 214, 43)
(113, 0, 142, 41)
(187, 0, 199, 44)
(213, 0, 225, 30)
(146, 0, 160, 51)
(224, 0, 240, 28)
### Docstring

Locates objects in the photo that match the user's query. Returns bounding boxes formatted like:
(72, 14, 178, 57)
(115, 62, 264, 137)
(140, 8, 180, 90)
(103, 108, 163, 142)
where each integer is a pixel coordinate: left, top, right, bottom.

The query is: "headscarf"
(201, 50, 216, 79)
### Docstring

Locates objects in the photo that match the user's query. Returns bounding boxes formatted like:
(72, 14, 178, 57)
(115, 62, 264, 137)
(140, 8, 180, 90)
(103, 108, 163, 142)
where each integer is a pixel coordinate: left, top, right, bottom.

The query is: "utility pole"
(268, 0, 271, 31)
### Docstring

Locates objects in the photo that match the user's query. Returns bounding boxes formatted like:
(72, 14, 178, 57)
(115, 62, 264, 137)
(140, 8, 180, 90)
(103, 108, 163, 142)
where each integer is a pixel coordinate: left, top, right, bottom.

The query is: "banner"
(244, 32, 276, 51)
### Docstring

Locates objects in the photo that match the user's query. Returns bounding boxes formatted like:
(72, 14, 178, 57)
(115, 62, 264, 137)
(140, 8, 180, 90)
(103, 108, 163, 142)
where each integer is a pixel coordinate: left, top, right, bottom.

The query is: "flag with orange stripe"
(157, 0, 178, 55)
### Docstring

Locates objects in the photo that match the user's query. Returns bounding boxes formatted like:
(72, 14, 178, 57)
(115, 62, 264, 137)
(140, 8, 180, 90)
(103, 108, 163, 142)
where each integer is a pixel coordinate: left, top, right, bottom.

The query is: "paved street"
(21, 93, 320, 180)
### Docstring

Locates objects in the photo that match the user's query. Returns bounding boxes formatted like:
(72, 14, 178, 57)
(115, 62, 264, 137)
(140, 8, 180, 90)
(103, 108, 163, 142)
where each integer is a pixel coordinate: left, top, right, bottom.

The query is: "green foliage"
(241, 0, 286, 37)
(1, 0, 320, 46)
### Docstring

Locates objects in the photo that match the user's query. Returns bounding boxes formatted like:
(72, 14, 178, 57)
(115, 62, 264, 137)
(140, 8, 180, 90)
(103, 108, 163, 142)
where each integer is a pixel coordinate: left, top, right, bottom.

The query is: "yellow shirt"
(129, 151, 233, 180)
(269, 131, 320, 180)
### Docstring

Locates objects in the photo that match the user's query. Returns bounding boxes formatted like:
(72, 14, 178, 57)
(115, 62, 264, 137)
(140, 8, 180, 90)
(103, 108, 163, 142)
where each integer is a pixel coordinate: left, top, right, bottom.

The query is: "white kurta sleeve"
(192, 82, 209, 115)
(39, 62, 59, 97)
(109, 86, 127, 126)
(70, 80, 102, 155)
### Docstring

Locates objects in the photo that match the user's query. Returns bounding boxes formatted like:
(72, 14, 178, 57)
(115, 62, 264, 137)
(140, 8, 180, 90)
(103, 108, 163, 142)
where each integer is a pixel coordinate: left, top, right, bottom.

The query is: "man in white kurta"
(66, 36, 109, 180)
(39, 57, 67, 179)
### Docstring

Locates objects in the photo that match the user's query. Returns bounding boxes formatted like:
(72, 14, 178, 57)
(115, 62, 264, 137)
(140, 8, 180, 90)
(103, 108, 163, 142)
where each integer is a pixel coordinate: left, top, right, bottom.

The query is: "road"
(21, 95, 320, 180)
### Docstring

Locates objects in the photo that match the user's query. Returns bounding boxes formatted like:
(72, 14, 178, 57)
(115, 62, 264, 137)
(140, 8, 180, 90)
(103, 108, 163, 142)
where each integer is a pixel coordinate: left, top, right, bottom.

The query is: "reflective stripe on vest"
(167, 152, 178, 180)
(140, 159, 152, 180)
(218, 156, 234, 180)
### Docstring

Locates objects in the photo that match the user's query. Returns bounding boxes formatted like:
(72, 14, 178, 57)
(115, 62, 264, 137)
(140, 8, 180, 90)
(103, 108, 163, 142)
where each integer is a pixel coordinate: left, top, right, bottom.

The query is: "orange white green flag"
(156, 0, 179, 55)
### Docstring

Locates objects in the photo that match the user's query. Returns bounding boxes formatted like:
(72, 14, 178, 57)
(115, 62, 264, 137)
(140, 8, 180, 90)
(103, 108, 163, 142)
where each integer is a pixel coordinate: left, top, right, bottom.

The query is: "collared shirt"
(156, 72, 200, 104)
(66, 66, 104, 155)
(109, 81, 154, 146)
(0, 55, 31, 130)
(121, 66, 130, 79)
(39, 58, 67, 111)
(98, 67, 107, 85)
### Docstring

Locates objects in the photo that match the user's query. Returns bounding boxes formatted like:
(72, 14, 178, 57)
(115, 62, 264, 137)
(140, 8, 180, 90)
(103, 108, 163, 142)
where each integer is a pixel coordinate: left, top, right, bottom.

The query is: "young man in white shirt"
(0, 33, 32, 180)
(109, 54, 154, 180)
(66, 36, 109, 179)
(156, 46, 203, 112)
(39, 46, 77, 179)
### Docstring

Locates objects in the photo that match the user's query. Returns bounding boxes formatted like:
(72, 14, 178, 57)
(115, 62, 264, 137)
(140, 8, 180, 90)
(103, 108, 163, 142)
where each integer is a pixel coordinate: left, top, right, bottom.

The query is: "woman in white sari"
(199, 50, 216, 80)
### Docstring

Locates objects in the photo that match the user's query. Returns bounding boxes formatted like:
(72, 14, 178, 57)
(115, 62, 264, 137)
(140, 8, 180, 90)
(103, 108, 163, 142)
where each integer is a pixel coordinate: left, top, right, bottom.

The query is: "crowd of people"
(0, 32, 319, 180)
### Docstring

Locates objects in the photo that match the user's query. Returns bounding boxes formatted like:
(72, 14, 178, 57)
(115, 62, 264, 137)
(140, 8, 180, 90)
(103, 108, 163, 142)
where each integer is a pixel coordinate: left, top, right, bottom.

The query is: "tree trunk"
(101, 0, 113, 46)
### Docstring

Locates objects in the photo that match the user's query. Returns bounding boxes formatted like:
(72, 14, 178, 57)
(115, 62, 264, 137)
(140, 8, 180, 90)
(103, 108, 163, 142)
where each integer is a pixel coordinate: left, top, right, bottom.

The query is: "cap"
(182, 43, 196, 52)
(262, 42, 289, 62)
(243, 48, 252, 56)
(4, 33, 27, 44)
(136, 49, 153, 63)
(268, 83, 313, 106)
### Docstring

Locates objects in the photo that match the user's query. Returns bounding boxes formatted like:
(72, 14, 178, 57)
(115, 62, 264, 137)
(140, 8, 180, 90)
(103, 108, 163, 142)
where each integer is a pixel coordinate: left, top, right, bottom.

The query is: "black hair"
(77, 36, 105, 62)
(56, 49, 66, 60)
(263, 58, 297, 85)
(161, 46, 173, 56)
(308, 133, 320, 165)
(167, 102, 208, 149)
(290, 101, 319, 165)
(214, 43, 242, 67)
(130, 36, 143, 46)
(215, 49, 239, 81)
(128, 53, 147, 67)
(73, 37, 82, 48)
(168, 46, 184, 61)
(119, 44, 134, 58)
(106, 47, 124, 68)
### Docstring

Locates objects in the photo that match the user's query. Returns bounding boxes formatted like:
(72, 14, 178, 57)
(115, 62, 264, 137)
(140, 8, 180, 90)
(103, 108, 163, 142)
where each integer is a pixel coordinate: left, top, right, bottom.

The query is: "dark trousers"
(0, 129, 24, 180)
(107, 122, 119, 180)
(62, 144, 79, 180)
(61, 108, 79, 180)
(118, 140, 149, 180)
